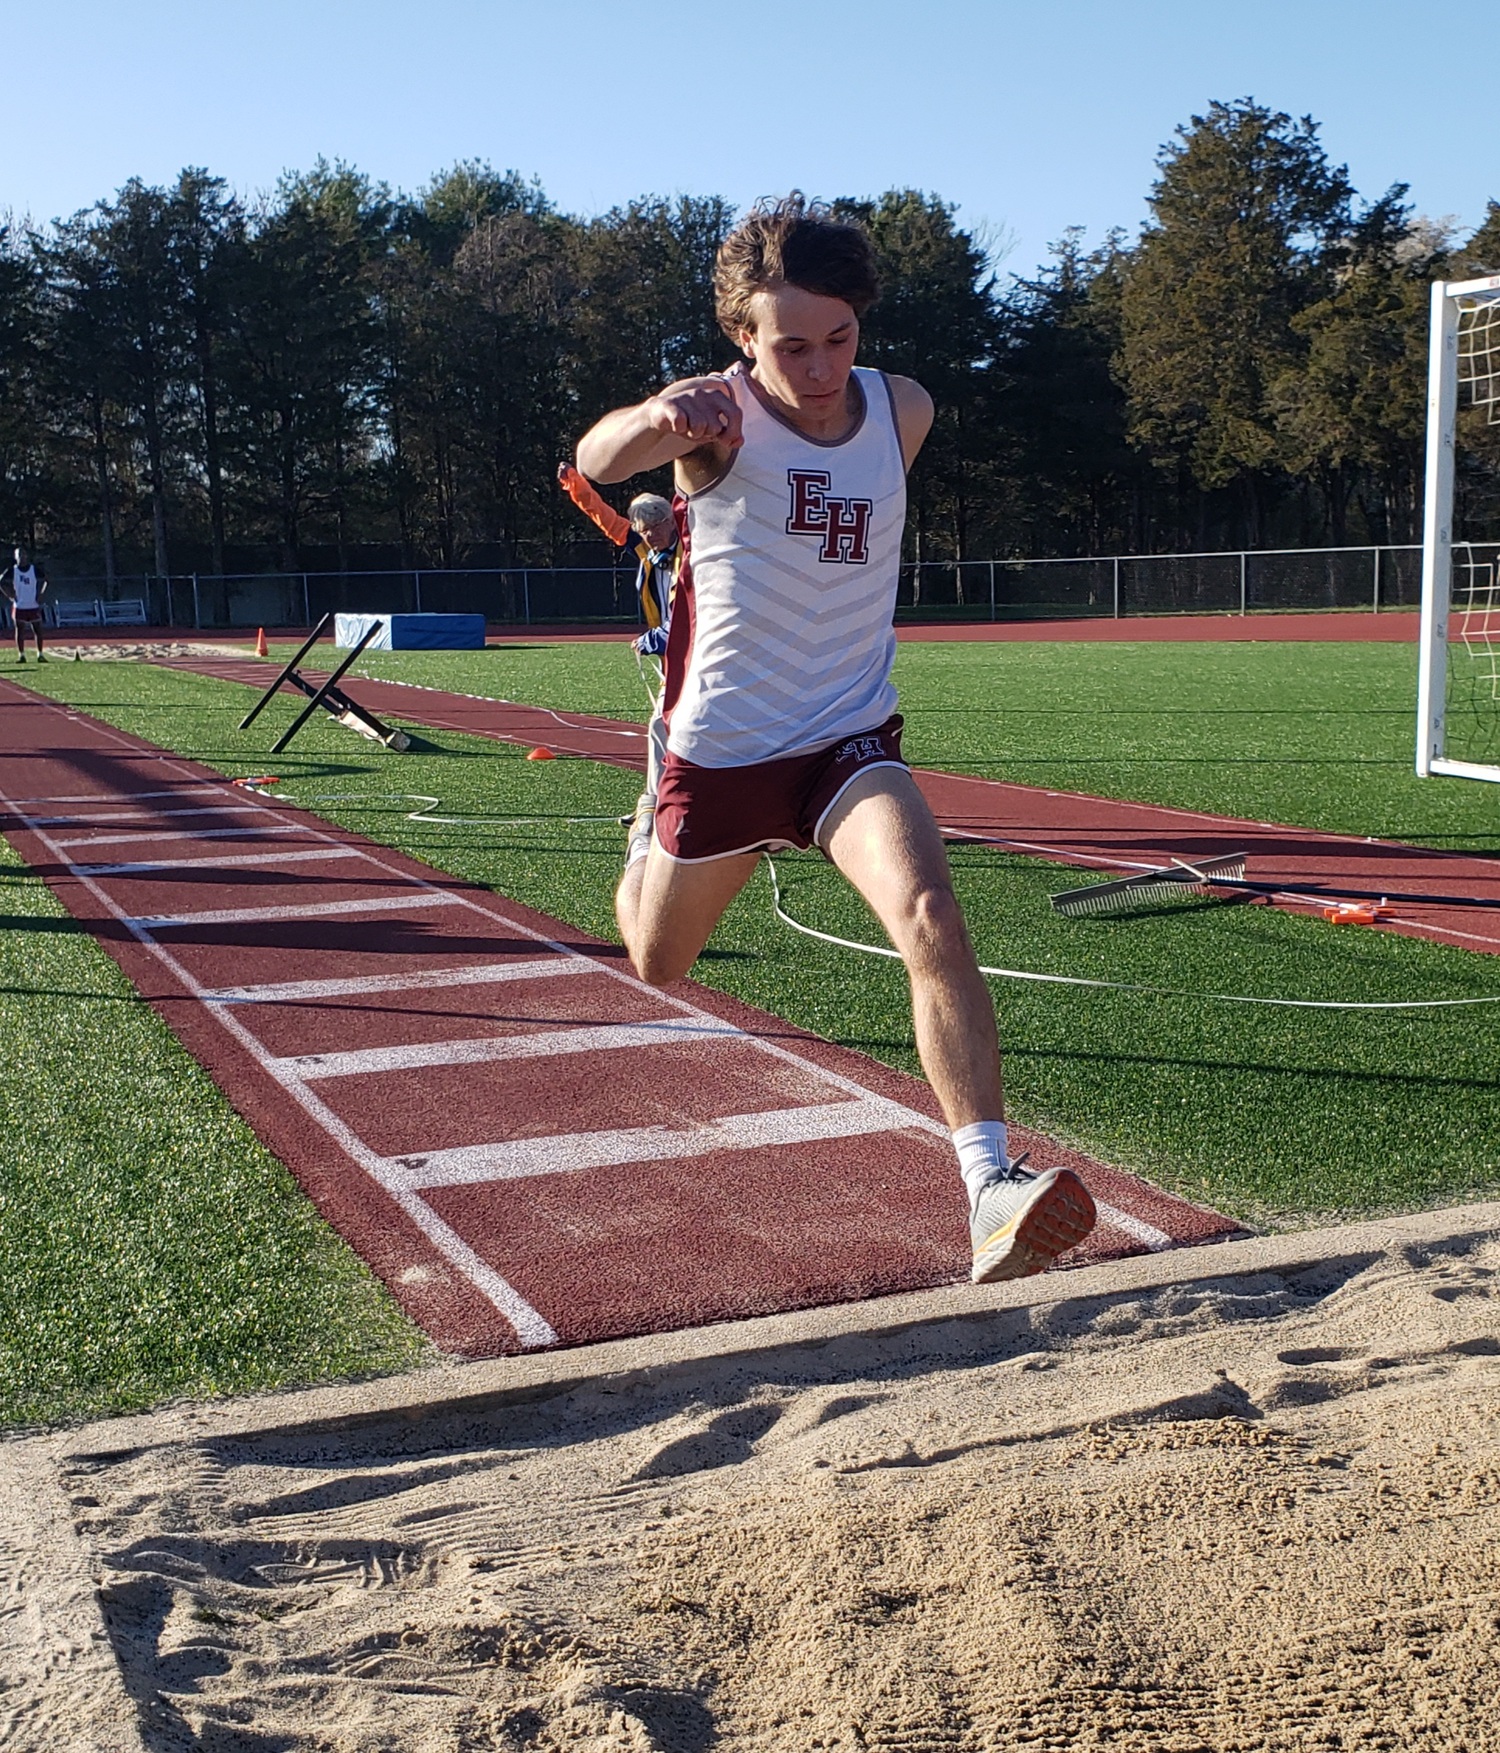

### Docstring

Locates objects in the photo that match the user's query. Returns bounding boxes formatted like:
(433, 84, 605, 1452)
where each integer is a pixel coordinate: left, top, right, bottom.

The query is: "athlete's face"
(739, 285, 860, 418)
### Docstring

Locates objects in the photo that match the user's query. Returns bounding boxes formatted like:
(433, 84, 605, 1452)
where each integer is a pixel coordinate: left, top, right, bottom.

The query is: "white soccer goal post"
(1417, 273, 1500, 782)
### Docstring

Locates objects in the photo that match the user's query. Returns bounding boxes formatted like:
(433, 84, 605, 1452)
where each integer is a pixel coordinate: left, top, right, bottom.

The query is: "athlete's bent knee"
(899, 882, 970, 965)
(631, 941, 694, 988)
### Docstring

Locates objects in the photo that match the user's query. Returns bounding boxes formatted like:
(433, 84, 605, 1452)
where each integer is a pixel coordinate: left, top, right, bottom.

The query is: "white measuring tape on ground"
(762, 859, 1500, 1014)
(233, 782, 1500, 1014)
(241, 787, 625, 829)
(348, 672, 651, 741)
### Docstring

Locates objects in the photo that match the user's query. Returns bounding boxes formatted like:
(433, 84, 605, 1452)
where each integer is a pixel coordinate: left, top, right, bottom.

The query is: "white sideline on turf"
(203, 959, 599, 1005)
(383, 1097, 928, 1190)
(128, 892, 467, 929)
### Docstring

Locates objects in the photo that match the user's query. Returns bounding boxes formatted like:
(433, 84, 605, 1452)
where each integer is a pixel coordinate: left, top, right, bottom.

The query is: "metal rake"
(1050, 853, 1500, 918)
(1049, 854, 1250, 917)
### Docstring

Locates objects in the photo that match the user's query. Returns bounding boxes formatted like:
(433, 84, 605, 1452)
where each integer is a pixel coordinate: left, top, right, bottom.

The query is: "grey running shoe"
(970, 1165, 1096, 1284)
(624, 793, 655, 867)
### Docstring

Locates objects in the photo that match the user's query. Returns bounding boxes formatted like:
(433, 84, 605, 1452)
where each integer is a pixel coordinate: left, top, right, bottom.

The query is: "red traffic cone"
(255, 627, 269, 658)
(526, 746, 556, 762)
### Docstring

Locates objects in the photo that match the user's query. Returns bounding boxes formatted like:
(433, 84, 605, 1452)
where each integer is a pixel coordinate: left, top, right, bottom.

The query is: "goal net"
(1417, 275, 1500, 782)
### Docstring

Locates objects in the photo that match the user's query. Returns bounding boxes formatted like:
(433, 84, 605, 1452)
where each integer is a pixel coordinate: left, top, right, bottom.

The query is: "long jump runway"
(0, 681, 1238, 1357)
(163, 652, 1500, 955)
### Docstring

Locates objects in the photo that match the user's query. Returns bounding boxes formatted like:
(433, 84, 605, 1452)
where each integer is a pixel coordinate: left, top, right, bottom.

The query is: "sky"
(4, 0, 1496, 280)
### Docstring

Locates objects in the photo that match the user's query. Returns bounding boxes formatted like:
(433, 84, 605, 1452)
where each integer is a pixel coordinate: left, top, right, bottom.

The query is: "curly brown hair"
(714, 193, 880, 340)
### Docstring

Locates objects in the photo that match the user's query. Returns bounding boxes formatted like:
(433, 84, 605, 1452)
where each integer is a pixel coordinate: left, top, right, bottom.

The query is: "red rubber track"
(0, 679, 1239, 1357)
(162, 652, 1500, 957)
(891, 612, 1420, 644)
(70, 610, 1419, 646)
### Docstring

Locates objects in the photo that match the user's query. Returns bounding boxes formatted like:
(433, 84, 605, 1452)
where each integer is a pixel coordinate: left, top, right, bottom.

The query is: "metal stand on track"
(237, 614, 411, 754)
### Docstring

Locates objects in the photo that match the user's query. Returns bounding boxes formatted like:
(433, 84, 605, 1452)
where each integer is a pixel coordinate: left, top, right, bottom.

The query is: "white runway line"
(31, 804, 270, 826)
(77, 845, 368, 877)
(384, 1096, 930, 1191)
(0, 737, 564, 1350)
(129, 891, 467, 930)
(276, 1015, 744, 1080)
(4, 687, 1191, 1345)
(1093, 1202, 1172, 1250)
(203, 958, 599, 1005)
(52, 823, 318, 849)
(1, 786, 225, 806)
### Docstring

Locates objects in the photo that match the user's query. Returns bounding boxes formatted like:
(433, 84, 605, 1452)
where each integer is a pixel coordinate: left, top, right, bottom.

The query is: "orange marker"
(255, 627, 269, 658)
(526, 746, 556, 762)
(1322, 901, 1392, 926)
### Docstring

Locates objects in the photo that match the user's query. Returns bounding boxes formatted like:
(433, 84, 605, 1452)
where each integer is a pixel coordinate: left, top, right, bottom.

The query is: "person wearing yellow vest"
(556, 463, 686, 859)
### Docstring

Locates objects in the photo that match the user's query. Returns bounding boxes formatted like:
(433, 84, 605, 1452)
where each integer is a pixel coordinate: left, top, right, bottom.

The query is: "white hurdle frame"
(1417, 273, 1500, 783)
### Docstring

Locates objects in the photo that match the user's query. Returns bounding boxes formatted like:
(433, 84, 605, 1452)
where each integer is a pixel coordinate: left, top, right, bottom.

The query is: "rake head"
(1050, 853, 1250, 918)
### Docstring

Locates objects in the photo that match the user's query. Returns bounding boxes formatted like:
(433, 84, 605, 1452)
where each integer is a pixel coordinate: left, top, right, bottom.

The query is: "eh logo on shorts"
(786, 469, 874, 565)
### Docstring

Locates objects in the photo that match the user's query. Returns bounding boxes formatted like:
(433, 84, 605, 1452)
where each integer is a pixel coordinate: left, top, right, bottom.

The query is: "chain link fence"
(25, 543, 1435, 631)
(894, 544, 1427, 618)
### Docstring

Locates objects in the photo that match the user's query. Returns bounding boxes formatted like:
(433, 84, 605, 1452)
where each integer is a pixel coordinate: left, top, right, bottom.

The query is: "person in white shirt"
(3, 547, 48, 663)
(574, 196, 1096, 1285)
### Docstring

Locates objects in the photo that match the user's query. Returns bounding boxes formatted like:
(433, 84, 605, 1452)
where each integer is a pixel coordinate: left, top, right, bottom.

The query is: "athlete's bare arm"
(886, 374, 935, 471)
(576, 378, 743, 491)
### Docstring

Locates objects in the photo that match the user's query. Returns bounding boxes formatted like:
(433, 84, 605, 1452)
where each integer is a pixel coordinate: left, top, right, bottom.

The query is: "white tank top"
(668, 362, 906, 766)
(12, 565, 39, 611)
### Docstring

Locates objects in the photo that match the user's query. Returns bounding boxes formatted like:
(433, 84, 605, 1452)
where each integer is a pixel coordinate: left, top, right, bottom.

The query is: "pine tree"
(1118, 99, 1353, 544)
(838, 190, 1001, 588)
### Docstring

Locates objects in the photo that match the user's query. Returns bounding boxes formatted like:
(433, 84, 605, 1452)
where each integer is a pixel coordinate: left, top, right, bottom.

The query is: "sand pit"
(5, 1210, 1500, 1751)
(45, 641, 252, 662)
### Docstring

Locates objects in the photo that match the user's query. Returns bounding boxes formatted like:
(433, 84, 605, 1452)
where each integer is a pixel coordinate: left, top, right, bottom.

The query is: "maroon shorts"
(655, 716, 907, 862)
(11, 607, 42, 625)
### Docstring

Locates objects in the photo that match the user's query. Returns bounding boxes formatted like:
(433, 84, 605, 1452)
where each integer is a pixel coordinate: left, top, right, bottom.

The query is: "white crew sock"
(625, 795, 655, 868)
(952, 1120, 1012, 1205)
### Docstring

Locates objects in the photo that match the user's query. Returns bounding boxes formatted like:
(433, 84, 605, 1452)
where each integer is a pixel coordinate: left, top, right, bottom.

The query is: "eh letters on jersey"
(785, 468, 875, 565)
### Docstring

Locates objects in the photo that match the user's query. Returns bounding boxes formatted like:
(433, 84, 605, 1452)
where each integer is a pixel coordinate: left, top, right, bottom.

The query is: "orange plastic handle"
(557, 463, 630, 547)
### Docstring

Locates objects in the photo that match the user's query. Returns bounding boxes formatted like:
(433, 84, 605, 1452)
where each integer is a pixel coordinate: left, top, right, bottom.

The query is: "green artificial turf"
(0, 832, 428, 1429)
(11, 654, 1500, 1247)
(337, 636, 1500, 853)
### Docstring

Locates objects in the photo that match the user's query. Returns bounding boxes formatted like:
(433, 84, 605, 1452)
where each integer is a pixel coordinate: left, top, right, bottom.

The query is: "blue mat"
(334, 613, 486, 651)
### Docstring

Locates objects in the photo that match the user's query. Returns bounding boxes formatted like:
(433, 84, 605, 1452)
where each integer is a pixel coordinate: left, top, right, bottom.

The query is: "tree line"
(2, 97, 1498, 583)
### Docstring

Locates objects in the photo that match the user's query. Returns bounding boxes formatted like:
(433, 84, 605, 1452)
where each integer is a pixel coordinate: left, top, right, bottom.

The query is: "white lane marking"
(204, 959, 599, 1005)
(53, 824, 317, 849)
(2, 684, 1194, 1339)
(0, 746, 560, 1349)
(32, 804, 270, 825)
(77, 846, 368, 877)
(277, 1016, 743, 1080)
(129, 892, 467, 929)
(383, 1096, 926, 1191)
(1093, 1201, 1172, 1250)
(1, 786, 225, 806)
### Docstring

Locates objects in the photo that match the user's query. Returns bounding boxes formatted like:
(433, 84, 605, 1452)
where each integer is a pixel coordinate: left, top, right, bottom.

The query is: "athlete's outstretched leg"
(820, 766, 1001, 1127)
(821, 766, 1095, 1283)
(616, 843, 760, 987)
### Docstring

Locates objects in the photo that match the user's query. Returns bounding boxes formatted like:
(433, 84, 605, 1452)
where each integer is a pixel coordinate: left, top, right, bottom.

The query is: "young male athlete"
(556, 463, 684, 858)
(575, 196, 1096, 1283)
(3, 546, 48, 663)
